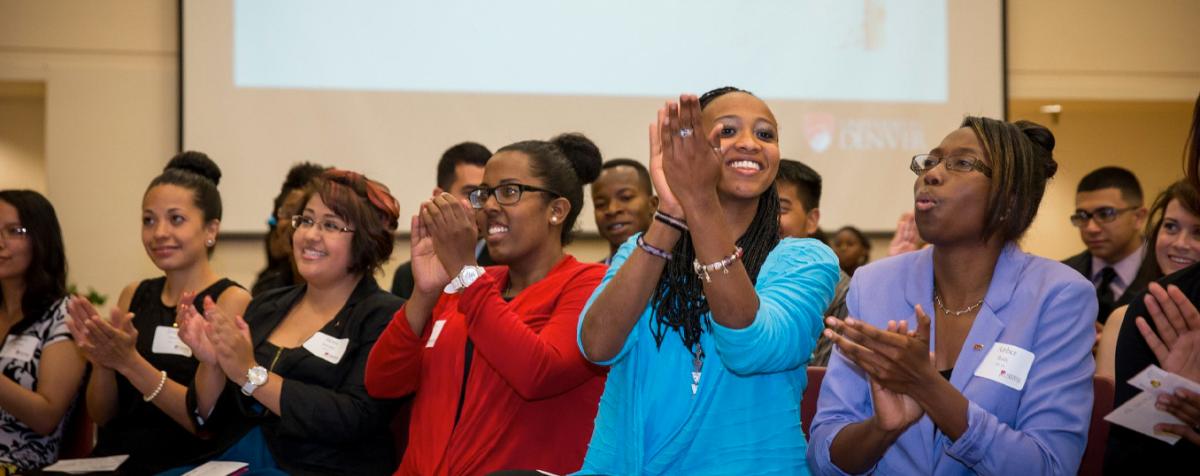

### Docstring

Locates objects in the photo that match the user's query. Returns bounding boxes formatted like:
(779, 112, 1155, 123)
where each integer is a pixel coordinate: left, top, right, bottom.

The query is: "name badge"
(0, 335, 38, 361)
(152, 326, 193, 357)
(425, 320, 447, 348)
(973, 343, 1035, 391)
(303, 332, 349, 365)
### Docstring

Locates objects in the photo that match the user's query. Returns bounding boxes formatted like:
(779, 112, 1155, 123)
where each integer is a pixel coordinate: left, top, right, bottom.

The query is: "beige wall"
(1, 0, 1198, 301)
(0, 83, 46, 193)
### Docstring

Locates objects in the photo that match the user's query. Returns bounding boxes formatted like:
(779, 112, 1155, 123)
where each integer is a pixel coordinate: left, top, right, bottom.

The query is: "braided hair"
(648, 87, 782, 352)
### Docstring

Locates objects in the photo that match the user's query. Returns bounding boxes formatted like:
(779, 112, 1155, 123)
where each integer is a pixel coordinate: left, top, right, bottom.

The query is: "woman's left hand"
(659, 94, 723, 211)
(68, 297, 140, 372)
(1135, 283, 1200, 382)
(827, 305, 938, 396)
(421, 192, 479, 277)
(1154, 388, 1200, 446)
(201, 296, 256, 383)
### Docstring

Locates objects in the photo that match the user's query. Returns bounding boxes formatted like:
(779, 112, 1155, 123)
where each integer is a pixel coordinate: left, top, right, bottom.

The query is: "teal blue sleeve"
(577, 235, 642, 366)
(710, 238, 839, 375)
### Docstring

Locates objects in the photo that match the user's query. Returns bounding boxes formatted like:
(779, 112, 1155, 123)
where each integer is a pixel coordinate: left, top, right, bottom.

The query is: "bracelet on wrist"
(144, 370, 168, 402)
(637, 234, 674, 260)
(653, 211, 689, 233)
(693, 246, 744, 283)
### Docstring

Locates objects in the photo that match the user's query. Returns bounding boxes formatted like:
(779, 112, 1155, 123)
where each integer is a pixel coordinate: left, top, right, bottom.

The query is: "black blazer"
(390, 242, 494, 299)
(1062, 250, 1156, 320)
(188, 276, 404, 476)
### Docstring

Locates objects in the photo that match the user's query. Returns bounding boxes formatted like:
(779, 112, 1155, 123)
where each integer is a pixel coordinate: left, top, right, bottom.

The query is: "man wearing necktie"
(1062, 167, 1151, 326)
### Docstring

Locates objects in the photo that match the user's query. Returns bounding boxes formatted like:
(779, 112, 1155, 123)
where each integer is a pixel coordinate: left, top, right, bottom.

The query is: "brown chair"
(1079, 375, 1114, 476)
(58, 403, 95, 459)
(802, 366, 826, 439)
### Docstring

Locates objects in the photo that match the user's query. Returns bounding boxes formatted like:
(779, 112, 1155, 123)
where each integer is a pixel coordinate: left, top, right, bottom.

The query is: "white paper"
(182, 460, 249, 476)
(1104, 365, 1200, 445)
(973, 343, 1035, 391)
(425, 320, 447, 348)
(42, 455, 129, 473)
(0, 335, 38, 361)
(152, 325, 193, 357)
(1105, 391, 1183, 444)
(301, 331, 349, 365)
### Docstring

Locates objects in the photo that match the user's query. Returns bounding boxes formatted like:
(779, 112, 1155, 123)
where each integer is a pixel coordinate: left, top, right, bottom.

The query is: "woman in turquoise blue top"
(576, 87, 839, 475)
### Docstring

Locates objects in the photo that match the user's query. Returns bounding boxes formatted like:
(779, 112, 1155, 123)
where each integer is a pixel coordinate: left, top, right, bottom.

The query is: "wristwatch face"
(247, 366, 268, 386)
(461, 266, 482, 282)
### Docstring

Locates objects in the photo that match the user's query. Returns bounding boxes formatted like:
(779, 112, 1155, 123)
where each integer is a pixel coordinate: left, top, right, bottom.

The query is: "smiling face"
(778, 181, 818, 238)
(592, 165, 656, 248)
(292, 194, 355, 286)
(141, 184, 217, 272)
(701, 92, 781, 201)
(0, 200, 31, 282)
(913, 127, 993, 246)
(1156, 198, 1200, 275)
(479, 151, 567, 264)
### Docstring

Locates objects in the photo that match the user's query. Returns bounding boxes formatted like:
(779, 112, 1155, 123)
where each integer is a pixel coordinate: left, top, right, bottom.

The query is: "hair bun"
(1014, 121, 1058, 179)
(551, 133, 602, 184)
(165, 151, 222, 186)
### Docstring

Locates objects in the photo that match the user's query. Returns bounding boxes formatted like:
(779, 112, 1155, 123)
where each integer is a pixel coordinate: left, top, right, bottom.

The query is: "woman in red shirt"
(365, 133, 608, 475)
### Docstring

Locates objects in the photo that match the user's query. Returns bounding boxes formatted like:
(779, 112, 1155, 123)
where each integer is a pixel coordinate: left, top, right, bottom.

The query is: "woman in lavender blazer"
(808, 117, 1096, 475)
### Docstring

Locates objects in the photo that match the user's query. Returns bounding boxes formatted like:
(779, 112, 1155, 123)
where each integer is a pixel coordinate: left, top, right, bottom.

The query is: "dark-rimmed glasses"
(468, 183, 561, 209)
(1069, 206, 1138, 227)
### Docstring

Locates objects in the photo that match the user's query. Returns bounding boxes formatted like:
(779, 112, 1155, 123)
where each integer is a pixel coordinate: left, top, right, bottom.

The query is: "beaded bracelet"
(144, 370, 168, 402)
(653, 211, 689, 232)
(693, 246, 744, 282)
(637, 234, 673, 260)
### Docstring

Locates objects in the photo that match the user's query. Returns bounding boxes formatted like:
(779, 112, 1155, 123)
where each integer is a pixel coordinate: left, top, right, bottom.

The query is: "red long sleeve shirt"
(365, 255, 607, 476)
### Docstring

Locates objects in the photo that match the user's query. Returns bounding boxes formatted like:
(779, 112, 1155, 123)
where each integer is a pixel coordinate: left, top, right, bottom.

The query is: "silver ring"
(679, 128, 693, 138)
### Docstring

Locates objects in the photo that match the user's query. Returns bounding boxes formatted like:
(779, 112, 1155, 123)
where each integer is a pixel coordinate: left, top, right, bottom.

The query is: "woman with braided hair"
(169, 169, 406, 475)
(576, 87, 840, 474)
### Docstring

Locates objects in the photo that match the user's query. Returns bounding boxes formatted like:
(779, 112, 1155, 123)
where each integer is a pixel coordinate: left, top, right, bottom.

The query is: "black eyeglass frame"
(468, 183, 562, 209)
(1068, 206, 1139, 227)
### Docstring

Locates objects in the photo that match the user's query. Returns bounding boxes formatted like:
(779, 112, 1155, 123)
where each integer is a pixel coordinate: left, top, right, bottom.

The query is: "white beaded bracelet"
(143, 370, 168, 402)
(693, 246, 744, 283)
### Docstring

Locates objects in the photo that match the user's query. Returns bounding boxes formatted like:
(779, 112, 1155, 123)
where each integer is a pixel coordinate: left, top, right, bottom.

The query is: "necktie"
(1096, 266, 1117, 324)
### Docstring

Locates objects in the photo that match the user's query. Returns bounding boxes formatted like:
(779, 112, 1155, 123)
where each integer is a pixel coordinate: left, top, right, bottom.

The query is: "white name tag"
(151, 326, 193, 357)
(973, 343, 1035, 391)
(425, 320, 447, 348)
(0, 335, 38, 361)
(302, 332, 349, 365)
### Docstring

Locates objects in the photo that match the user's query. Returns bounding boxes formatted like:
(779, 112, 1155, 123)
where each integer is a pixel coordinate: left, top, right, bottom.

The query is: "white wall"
(2, 0, 1198, 301)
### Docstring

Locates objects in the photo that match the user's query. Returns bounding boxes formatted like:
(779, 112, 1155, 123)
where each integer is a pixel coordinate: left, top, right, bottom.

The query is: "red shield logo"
(803, 113, 836, 153)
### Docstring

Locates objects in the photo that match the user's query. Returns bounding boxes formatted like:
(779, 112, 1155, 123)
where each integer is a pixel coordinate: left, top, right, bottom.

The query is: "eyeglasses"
(1069, 206, 1138, 227)
(910, 154, 993, 178)
(290, 215, 355, 234)
(468, 183, 561, 209)
(0, 225, 28, 241)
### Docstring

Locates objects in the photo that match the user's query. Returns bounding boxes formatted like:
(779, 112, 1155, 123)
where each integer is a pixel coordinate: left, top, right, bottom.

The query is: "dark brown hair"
(1141, 180, 1200, 279)
(301, 169, 400, 276)
(960, 116, 1059, 243)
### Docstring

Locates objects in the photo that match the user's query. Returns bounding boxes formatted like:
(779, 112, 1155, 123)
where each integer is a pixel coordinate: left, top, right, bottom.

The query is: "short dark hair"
(1142, 180, 1200, 279)
(836, 226, 871, 252)
(600, 158, 654, 195)
(961, 116, 1059, 243)
(1077, 166, 1143, 205)
(0, 190, 67, 335)
(436, 142, 492, 191)
(776, 159, 822, 210)
(302, 169, 401, 276)
(148, 151, 223, 222)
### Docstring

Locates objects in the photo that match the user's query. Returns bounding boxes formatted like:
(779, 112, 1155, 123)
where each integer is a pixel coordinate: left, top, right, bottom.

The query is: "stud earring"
(206, 239, 215, 247)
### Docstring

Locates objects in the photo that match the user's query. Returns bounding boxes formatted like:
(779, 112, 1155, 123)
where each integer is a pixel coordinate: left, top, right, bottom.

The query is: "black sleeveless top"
(91, 277, 241, 474)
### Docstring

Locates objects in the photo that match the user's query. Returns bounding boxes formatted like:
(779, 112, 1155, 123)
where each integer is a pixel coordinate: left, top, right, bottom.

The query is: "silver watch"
(443, 265, 486, 294)
(240, 365, 268, 396)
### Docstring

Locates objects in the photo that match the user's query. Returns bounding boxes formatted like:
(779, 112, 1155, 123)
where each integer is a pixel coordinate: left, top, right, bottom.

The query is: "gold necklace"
(934, 292, 984, 317)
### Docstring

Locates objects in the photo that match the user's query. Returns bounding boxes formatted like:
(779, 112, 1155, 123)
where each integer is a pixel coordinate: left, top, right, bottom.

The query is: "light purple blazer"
(808, 244, 1096, 475)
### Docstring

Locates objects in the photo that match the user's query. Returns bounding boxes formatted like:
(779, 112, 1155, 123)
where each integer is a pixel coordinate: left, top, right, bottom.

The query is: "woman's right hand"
(649, 106, 684, 219)
(868, 319, 925, 432)
(410, 214, 451, 295)
(1135, 283, 1200, 382)
(177, 292, 219, 364)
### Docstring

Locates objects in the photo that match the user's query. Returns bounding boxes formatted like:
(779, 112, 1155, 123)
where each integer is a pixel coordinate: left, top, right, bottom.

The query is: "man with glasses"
(1062, 166, 1151, 325)
(391, 142, 494, 299)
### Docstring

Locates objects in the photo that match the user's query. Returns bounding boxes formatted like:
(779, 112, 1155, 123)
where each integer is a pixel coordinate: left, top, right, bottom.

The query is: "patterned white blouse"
(0, 297, 73, 471)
